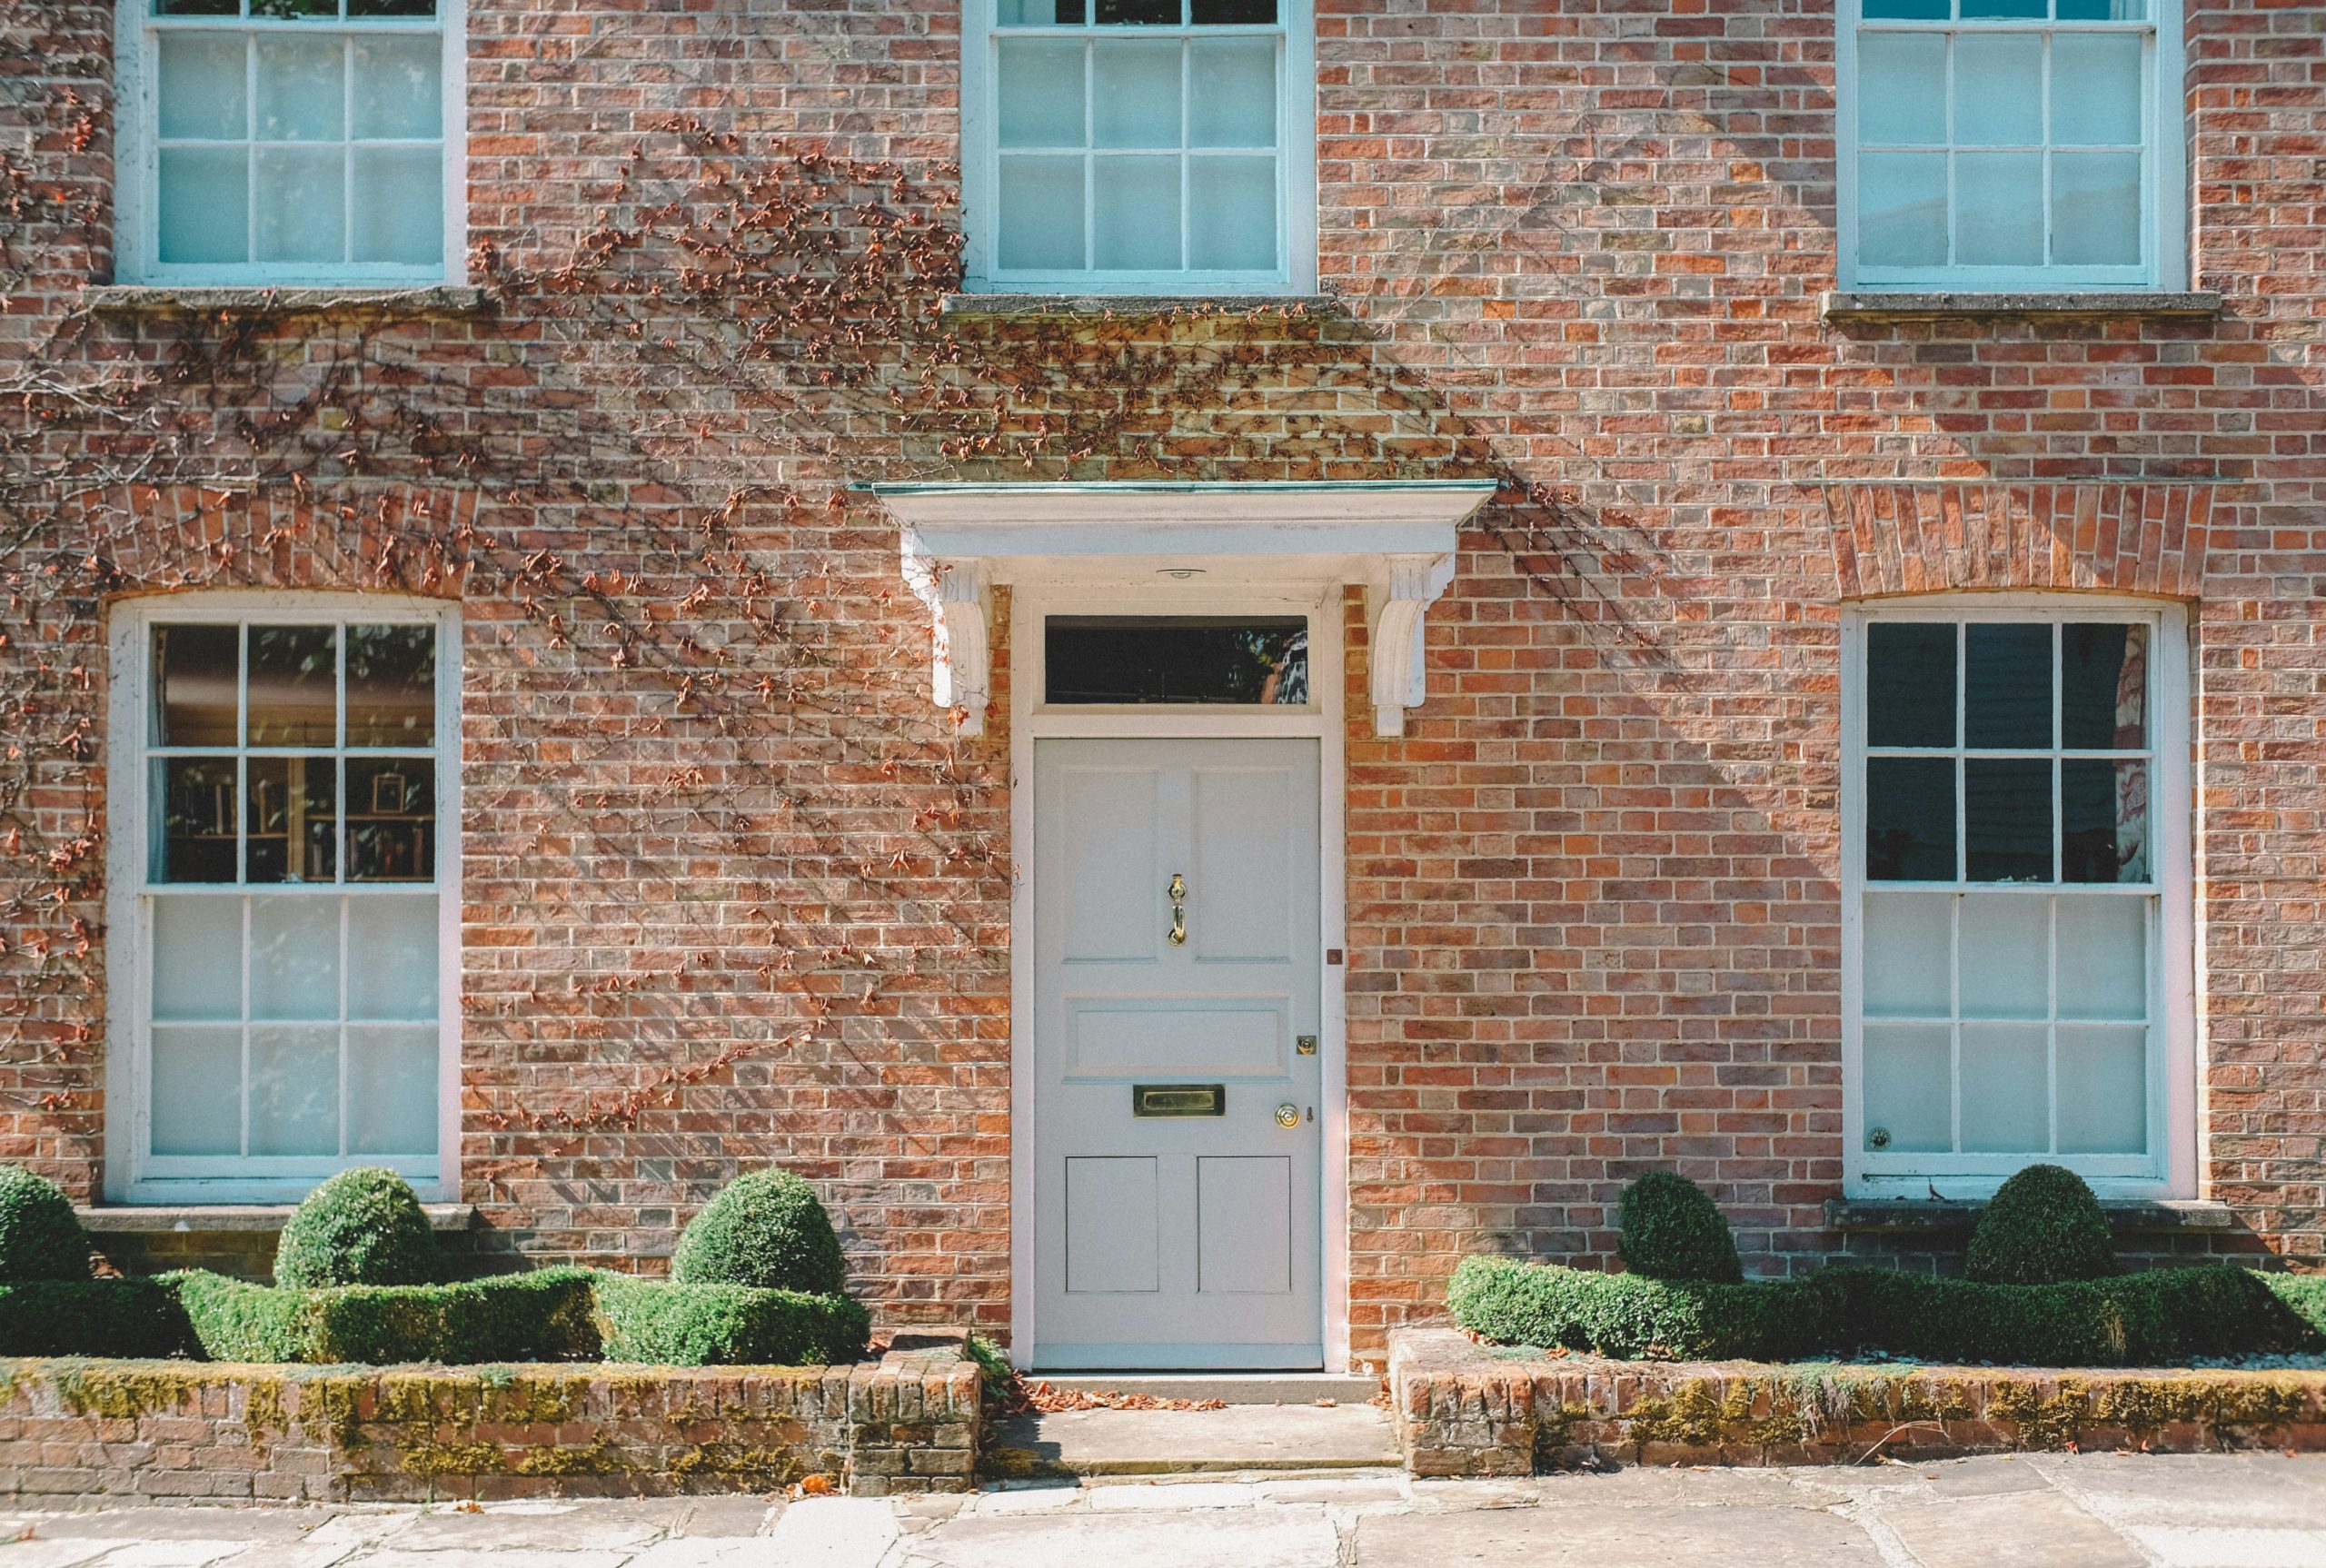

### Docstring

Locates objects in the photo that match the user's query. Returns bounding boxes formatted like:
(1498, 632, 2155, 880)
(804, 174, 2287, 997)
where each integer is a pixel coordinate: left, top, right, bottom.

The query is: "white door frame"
(1009, 584, 1348, 1370)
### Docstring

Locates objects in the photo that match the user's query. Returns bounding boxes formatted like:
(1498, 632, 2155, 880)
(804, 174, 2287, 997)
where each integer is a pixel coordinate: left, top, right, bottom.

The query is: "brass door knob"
(1275, 1103, 1299, 1128)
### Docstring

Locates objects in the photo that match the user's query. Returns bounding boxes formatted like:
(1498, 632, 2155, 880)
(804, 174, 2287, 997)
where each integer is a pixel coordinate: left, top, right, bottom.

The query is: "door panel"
(1032, 736, 1323, 1369)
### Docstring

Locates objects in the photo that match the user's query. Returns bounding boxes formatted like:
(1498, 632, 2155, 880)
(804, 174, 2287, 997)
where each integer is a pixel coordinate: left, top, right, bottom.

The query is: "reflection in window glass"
(1866, 756, 1955, 880)
(1047, 618, 1308, 705)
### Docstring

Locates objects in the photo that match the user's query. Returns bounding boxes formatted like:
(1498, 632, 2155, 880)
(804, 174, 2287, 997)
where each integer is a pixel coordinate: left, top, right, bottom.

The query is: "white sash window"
(108, 598, 457, 1201)
(1844, 600, 2194, 1195)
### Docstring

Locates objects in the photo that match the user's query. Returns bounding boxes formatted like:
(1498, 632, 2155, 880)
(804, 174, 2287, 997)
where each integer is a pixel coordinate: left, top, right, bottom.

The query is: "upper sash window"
(124, 0, 459, 283)
(1841, 0, 2180, 291)
(962, 1, 1316, 294)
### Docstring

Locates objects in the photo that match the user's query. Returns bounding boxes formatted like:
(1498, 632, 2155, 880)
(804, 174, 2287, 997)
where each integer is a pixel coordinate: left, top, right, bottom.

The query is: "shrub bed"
(173, 1266, 601, 1365)
(1449, 1255, 2326, 1366)
(0, 1278, 194, 1358)
(592, 1269, 870, 1366)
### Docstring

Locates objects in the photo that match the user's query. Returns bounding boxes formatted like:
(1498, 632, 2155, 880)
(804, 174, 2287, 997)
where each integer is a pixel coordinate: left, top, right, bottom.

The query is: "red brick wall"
(0, 0, 2321, 1362)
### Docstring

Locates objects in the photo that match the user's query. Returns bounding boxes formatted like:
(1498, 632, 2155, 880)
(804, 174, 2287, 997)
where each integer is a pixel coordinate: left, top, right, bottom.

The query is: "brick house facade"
(0, 0, 2320, 1368)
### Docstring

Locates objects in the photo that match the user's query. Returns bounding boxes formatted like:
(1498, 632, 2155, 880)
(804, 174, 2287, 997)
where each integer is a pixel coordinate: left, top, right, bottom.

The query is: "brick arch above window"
(1823, 482, 2221, 602)
(84, 485, 480, 598)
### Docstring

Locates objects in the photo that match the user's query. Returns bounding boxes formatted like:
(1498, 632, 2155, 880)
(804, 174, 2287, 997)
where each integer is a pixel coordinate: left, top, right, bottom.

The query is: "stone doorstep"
(1387, 1327, 2326, 1478)
(986, 1404, 1400, 1480)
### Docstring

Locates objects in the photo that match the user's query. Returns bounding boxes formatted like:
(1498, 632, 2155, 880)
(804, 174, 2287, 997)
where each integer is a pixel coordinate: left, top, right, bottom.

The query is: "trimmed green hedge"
(0, 1166, 95, 1283)
(273, 1167, 445, 1290)
(671, 1167, 848, 1296)
(1448, 1255, 2326, 1366)
(591, 1270, 870, 1366)
(173, 1267, 600, 1365)
(0, 1278, 194, 1357)
(1617, 1172, 1744, 1285)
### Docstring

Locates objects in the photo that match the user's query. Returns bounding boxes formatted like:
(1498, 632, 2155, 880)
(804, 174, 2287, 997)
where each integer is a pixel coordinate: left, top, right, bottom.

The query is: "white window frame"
(1841, 595, 2196, 1199)
(959, 0, 1317, 296)
(1835, 0, 2187, 293)
(112, 0, 466, 286)
(103, 592, 462, 1204)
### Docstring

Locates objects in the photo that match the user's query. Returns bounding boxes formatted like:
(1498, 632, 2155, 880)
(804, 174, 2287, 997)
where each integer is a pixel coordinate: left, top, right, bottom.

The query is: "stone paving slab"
(1354, 1502, 1884, 1567)
(989, 1404, 1398, 1476)
(1872, 1489, 2145, 1568)
(896, 1507, 1342, 1568)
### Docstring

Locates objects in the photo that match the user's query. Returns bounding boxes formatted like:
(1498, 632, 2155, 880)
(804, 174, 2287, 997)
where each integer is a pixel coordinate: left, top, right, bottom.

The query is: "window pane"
(155, 623, 240, 746)
(256, 35, 343, 141)
(249, 1026, 340, 1156)
(348, 0, 440, 14)
(999, 39, 1086, 147)
(348, 1027, 438, 1154)
(1954, 34, 2043, 146)
(1960, 1024, 2049, 1152)
(1862, 0, 1948, 15)
(1867, 757, 1956, 880)
(159, 147, 251, 264)
(999, 0, 1088, 22)
(1866, 622, 1956, 747)
(152, 1027, 242, 1156)
(254, 146, 347, 264)
(1959, 0, 2045, 15)
(1859, 33, 1946, 146)
(159, 33, 248, 140)
(1047, 617, 1307, 704)
(1189, 156, 1276, 269)
(153, 896, 243, 1021)
(2063, 758, 2148, 882)
(2061, 622, 2145, 749)
(346, 624, 437, 746)
(249, 0, 336, 16)
(155, 0, 241, 13)
(1964, 621, 2052, 747)
(1096, 0, 1178, 21)
(348, 756, 434, 880)
(157, 756, 240, 883)
(1189, 38, 1276, 145)
(1964, 758, 2053, 882)
(1863, 891, 1952, 1017)
(246, 755, 337, 884)
(1864, 1025, 1952, 1152)
(1094, 154, 1181, 269)
(2057, 895, 2145, 1019)
(999, 156, 1086, 269)
(1858, 153, 1948, 268)
(2057, 1026, 2147, 1153)
(351, 35, 442, 140)
(352, 147, 442, 264)
(2056, 0, 2144, 17)
(1095, 40, 1183, 148)
(1193, 0, 1275, 20)
(1957, 891, 2049, 1017)
(250, 894, 339, 1020)
(2053, 152, 2142, 266)
(246, 625, 336, 746)
(1954, 151, 2044, 266)
(2052, 33, 2143, 144)
(348, 896, 438, 1018)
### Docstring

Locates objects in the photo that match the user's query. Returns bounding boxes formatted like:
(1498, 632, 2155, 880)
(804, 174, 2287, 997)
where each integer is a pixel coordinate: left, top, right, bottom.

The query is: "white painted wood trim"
(1840, 593, 2195, 1199)
(1007, 585, 1348, 1370)
(103, 590, 461, 1205)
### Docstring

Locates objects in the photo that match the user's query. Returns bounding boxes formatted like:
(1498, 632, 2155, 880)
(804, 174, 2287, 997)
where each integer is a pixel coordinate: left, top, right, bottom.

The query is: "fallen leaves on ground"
(1023, 1382, 1226, 1413)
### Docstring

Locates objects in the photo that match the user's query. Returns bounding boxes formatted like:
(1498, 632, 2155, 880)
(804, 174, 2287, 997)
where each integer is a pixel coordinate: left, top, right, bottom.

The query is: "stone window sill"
(939, 292, 1334, 319)
(82, 284, 489, 315)
(1825, 1197, 2232, 1236)
(1822, 290, 2223, 322)
(77, 1203, 476, 1234)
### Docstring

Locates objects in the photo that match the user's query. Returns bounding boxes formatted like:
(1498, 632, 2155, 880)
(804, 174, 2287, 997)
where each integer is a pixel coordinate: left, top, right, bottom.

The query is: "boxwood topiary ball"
(273, 1167, 444, 1290)
(0, 1165, 94, 1283)
(1616, 1170, 1744, 1285)
(671, 1167, 847, 1295)
(1965, 1163, 2115, 1285)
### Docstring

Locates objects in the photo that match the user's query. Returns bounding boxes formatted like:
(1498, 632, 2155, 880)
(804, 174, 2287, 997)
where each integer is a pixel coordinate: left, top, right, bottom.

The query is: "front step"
(986, 1403, 1400, 1479)
(1028, 1372, 1381, 1406)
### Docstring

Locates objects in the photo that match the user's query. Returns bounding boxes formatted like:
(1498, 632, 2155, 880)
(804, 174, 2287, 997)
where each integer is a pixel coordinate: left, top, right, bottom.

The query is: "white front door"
(1031, 736, 1324, 1369)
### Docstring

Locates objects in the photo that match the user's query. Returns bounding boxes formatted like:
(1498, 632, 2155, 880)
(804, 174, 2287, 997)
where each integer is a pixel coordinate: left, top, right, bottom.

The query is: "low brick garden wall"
(0, 1338, 978, 1503)
(1390, 1327, 2326, 1475)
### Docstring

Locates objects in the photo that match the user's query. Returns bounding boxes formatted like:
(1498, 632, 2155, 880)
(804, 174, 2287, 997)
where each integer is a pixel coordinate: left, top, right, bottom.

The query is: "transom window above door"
(962, 1, 1317, 294)
(1841, 0, 2181, 290)
(1846, 605, 2192, 1195)
(122, 0, 459, 283)
(111, 601, 455, 1201)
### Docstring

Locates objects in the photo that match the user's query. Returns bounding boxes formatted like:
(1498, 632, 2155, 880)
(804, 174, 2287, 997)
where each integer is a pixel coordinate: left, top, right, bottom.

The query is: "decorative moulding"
(866, 480, 1500, 738)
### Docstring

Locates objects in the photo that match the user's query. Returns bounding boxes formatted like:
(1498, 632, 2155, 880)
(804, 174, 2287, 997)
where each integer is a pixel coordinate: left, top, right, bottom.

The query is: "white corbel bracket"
(1366, 551, 1456, 739)
(900, 540, 989, 736)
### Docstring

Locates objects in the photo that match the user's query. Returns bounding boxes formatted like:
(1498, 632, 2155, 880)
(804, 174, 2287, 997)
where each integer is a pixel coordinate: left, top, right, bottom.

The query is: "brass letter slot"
(1133, 1083, 1224, 1118)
